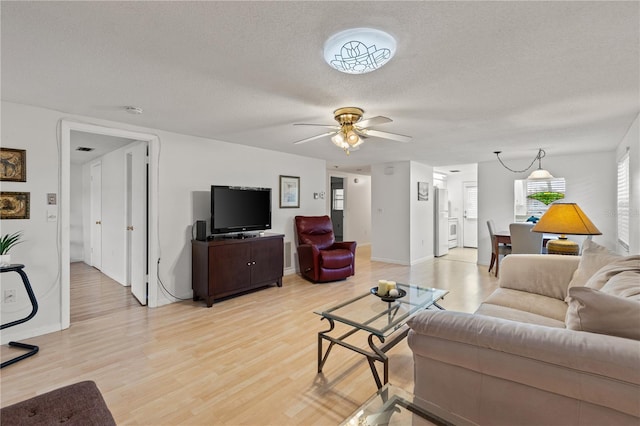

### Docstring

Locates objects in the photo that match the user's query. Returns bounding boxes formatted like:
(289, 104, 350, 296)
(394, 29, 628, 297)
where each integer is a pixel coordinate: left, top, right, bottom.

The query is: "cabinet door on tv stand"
(209, 243, 252, 298)
(250, 238, 284, 286)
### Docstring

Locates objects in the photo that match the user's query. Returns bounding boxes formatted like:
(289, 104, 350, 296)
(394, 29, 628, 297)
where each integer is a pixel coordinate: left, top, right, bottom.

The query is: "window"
(332, 188, 344, 211)
(617, 151, 630, 251)
(514, 178, 566, 222)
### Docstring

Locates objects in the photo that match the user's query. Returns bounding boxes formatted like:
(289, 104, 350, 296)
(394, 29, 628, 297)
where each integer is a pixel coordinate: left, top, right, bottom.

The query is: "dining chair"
(487, 220, 511, 277)
(509, 222, 543, 254)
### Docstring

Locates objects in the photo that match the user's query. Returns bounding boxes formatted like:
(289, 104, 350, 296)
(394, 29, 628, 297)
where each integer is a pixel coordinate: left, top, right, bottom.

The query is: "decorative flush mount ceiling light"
(324, 28, 396, 74)
(494, 148, 554, 179)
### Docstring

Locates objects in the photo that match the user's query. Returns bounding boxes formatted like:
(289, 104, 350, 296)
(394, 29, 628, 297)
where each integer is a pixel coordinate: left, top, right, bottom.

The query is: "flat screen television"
(211, 185, 272, 235)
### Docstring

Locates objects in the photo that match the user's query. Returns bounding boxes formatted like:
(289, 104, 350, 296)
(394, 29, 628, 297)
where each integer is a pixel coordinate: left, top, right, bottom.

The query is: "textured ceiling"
(2, 1, 638, 173)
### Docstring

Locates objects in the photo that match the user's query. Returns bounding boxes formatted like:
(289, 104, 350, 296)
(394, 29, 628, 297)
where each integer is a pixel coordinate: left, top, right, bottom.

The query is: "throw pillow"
(583, 255, 640, 290)
(601, 271, 640, 301)
(565, 286, 640, 340)
(567, 240, 621, 293)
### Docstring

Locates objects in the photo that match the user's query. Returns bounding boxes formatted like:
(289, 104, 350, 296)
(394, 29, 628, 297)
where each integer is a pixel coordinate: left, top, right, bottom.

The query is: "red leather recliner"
(294, 215, 357, 283)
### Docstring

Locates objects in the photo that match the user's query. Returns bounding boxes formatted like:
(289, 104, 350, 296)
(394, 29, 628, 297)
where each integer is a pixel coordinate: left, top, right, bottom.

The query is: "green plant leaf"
(527, 192, 565, 205)
(0, 231, 24, 255)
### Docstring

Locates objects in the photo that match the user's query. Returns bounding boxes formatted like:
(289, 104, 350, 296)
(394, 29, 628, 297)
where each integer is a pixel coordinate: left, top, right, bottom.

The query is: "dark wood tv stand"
(191, 233, 284, 307)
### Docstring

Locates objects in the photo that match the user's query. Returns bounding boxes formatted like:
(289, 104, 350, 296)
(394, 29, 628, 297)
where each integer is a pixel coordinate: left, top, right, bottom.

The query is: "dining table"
(492, 230, 555, 277)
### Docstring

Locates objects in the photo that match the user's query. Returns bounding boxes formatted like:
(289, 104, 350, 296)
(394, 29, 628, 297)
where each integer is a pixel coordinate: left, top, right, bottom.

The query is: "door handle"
(127, 226, 134, 231)
(96, 221, 102, 225)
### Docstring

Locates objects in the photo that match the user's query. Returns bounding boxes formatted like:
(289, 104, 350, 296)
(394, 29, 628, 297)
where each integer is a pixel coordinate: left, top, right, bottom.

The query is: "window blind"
(617, 152, 630, 251)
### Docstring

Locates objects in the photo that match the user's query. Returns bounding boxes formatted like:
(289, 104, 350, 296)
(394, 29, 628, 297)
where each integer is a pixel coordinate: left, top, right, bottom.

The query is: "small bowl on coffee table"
(370, 287, 406, 302)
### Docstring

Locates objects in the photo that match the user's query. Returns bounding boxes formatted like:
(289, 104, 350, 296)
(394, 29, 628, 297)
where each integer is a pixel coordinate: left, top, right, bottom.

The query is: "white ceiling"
(2, 1, 638, 174)
(70, 131, 136, 165)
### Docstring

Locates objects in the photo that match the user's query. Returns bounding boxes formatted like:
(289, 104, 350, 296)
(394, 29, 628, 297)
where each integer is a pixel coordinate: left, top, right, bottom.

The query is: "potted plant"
(0, 231, 23, 267)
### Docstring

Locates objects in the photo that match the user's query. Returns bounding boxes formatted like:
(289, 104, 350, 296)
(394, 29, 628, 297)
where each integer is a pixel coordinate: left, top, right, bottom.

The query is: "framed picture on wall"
(0, 148, 26, 182)
(0, 191, 30, 219)
(418, 181, 429, 201)
(279, 175, 300, 208)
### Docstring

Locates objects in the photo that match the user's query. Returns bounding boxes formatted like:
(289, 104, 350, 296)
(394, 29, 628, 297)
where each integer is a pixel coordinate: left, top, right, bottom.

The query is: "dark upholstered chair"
(0, 381, 116, 425)
(294, 215, 356, 283)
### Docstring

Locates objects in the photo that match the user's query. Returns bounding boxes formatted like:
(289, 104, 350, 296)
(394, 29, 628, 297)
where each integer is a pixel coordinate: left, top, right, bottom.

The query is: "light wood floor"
(1, 246, 496, 425)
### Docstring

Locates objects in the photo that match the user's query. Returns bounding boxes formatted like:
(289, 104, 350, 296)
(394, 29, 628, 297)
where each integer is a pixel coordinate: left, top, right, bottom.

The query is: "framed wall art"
(418, 181, 429, 201)
(0, 192, 30, 219)
(279, 175, 300, 208)
(0, 148, 26, 182)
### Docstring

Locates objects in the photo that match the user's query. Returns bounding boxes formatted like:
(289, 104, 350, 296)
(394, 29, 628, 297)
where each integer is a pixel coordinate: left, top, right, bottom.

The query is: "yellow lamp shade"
(532, 203, 601, 235)
(532, 202, 601, 255)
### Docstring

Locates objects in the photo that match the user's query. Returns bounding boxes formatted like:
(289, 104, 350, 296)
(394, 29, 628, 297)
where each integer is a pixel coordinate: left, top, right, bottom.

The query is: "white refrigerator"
(434, 187, 449, 257)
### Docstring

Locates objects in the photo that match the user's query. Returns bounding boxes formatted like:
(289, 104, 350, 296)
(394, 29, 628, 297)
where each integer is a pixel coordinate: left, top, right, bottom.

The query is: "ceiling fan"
(293, 107, 412, 155)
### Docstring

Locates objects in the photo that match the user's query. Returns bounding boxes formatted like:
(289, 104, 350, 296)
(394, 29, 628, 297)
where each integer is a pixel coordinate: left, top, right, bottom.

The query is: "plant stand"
(1, 264, 39, 368)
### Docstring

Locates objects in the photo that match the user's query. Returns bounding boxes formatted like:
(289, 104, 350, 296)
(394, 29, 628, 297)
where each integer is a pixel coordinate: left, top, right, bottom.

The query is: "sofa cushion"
(567, 240, 621, 294)
(601, 271, 640, 301)
(584, 255, 640, 290)
(475, 303, 566, 328)
(499, 254, 580, 301)
(565, 286, 640, 340)
(482, 288, 568, 322)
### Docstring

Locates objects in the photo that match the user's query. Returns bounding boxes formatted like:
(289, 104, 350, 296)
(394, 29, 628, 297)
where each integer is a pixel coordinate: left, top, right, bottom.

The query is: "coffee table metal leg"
(368, 334, 387, 389)
(318, 317, 335, 373)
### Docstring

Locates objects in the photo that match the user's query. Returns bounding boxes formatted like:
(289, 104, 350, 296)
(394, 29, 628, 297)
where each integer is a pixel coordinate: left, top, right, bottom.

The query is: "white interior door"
(90, 162, 102, 269)
(127, 143, 148, 305)
(463, 182, 478, 248)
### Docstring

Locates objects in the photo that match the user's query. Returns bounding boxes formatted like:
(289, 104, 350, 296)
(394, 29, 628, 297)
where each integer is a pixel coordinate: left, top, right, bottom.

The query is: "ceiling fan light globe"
(351, 138, 364, 148)
(346, 130, 359, 145)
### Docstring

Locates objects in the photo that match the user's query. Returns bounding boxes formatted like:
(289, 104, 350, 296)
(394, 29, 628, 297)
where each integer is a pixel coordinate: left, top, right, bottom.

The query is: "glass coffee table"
(314, 283, 448, 389)
(340, 384, 475, 426)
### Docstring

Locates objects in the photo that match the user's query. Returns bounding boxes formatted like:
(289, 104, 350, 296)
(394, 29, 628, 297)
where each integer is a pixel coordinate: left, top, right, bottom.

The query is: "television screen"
(211, 186, 272, 234)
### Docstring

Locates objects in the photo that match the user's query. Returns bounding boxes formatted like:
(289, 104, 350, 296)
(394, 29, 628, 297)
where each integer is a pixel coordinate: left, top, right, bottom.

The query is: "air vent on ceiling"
(76, 147, 95, 152)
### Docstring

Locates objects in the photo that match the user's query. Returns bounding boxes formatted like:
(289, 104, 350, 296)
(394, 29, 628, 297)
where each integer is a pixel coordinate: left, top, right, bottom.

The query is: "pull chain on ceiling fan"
(293, 107, 411, 155)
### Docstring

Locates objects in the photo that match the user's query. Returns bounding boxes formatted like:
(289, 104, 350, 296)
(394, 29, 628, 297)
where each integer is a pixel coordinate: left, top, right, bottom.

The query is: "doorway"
(463, 181, 478, 248)
(61, 121, 160, 330)
(330, 177, 344, 241)
(71, 132, 149, 315)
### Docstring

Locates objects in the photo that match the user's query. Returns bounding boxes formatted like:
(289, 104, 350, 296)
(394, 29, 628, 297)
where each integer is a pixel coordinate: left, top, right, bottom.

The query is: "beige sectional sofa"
(407, 241, 640, 425)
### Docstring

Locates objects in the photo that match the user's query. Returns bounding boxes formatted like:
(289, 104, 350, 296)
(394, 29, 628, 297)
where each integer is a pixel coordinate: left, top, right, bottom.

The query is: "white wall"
(409, 161, 434, 264)
(326, 171, 371, 245)
(478, 150, 619, 265)
(1, 101, 327, 343)
(371, 162, 411, 264)
(371, 161, 434, 265)
(617, 114, 640, 254)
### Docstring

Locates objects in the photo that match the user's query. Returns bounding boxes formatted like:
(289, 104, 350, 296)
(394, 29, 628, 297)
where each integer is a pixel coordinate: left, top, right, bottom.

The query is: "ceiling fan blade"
(294, 123, 340, 130)
(360, 129, 412, 143)
(293, 131, 336, 145)
(356, 116, 392, 128)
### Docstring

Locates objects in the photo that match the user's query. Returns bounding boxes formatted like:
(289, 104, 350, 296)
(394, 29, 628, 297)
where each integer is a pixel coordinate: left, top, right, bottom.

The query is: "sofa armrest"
(499, 254, 581, 300)
(407, 310, 640, 418)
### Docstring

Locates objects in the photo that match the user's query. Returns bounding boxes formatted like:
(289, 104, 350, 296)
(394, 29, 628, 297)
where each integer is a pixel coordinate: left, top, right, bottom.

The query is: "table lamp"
(531, 202, 601, 255)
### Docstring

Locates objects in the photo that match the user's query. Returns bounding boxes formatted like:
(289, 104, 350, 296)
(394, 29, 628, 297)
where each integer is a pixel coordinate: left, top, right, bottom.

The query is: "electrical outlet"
(3, 289, 16, 303)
